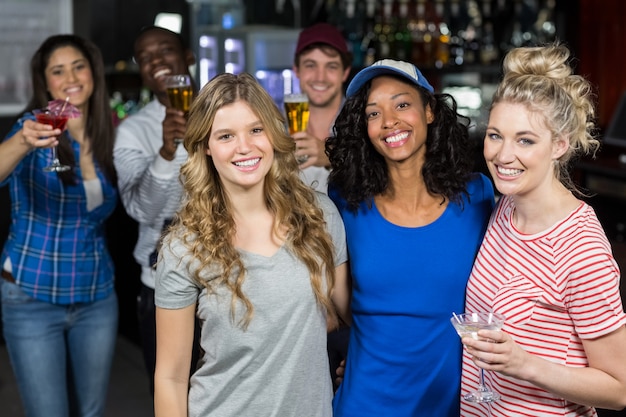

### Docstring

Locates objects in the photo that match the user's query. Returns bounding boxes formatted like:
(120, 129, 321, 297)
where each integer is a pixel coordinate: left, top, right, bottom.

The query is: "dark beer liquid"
(167, 86, 194, 114)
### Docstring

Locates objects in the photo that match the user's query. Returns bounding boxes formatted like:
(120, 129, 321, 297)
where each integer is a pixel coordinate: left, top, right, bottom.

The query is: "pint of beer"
(284, 93, 310, 135)
(165, 75, 194, 116)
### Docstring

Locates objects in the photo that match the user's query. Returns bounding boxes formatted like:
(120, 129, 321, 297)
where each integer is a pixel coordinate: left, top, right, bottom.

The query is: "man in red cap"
(292, 21, 353, 392)
(292, 22, 352, 194)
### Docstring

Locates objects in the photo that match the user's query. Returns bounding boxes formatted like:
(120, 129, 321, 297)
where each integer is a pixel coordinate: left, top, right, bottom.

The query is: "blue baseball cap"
(346, 59, 434, 97)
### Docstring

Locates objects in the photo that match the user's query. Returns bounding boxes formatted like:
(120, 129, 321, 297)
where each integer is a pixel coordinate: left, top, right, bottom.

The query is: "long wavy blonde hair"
(170, 72, 337, 329)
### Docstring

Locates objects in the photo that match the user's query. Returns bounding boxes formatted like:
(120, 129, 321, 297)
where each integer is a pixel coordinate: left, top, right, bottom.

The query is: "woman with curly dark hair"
(327, 59, 495, 417)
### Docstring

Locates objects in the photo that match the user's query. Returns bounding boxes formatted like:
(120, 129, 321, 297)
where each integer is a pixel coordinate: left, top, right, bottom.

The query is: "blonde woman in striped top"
(460, 42, 626, 416)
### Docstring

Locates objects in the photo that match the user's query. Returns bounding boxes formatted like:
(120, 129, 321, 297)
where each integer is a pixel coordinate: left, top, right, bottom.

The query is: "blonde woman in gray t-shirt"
(153, 72, 350, 417)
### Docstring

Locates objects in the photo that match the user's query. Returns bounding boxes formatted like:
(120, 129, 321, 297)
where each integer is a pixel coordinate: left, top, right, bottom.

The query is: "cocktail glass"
(451, 311, 505, 403)
(33, 108, 70, 172)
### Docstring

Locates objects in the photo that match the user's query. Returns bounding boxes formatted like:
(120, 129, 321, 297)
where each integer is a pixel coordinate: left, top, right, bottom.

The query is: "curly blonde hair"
(170, 72, 337, 329)
(492, 42, 600, 195)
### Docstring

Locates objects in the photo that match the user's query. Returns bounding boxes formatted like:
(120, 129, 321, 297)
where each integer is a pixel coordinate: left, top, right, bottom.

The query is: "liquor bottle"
(344, 0, 366, 68)
(534, 0, 557, 44)
(409, 0, 428, 66)
(325, 0, 342, 28)
(508, 0, 525, 49)
(362, 0, 379, 66)
(461, 0, 482, 66)
(433, 0, 450, 68)
(394, 0, 412, 62)
(376, 0, 395, 59)
(420, 0, 440, 68)
(499, 0, 532, 53)
(480, 0, 499, 65)
(447, 0, 466, 66)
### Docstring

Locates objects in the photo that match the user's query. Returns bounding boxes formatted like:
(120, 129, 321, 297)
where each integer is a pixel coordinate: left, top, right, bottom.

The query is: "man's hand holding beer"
(292, 131, 330, 169)
(160, 107, 187, 161)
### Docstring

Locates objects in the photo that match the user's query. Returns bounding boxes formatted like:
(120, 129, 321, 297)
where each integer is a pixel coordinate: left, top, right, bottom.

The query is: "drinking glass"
(283, 93, 310, 135)
(284, 93, 310, 164)
(165, 74, 193, 115)
(33, 108, 71, 172)
(451, 311, 505, 403)
(165, 74, 194, 145)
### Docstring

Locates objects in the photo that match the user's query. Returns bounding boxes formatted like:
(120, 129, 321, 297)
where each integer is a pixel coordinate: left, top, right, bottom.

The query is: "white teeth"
(385, 132, 408, 143)
(234, 158, 259, 167)
(153, 69, 171, 79)
(498, 166, 522, 176)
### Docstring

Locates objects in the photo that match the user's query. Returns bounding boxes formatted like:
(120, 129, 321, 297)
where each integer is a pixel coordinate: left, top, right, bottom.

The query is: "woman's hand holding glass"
(32, 107, 72, 172)
(461, 321, 535, 383)
(452, 312, 505, 403)
(20, 117, 62, 150)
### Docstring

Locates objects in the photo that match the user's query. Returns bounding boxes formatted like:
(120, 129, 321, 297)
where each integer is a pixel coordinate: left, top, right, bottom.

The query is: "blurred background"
(0, 2, 625, 415)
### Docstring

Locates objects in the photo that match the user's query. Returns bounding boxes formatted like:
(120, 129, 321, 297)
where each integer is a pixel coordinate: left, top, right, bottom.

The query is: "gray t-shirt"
(155, 193, 347, 417)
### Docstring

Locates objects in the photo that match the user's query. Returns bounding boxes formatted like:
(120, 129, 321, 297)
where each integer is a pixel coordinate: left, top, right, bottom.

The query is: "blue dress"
(331, 173, 494, 417)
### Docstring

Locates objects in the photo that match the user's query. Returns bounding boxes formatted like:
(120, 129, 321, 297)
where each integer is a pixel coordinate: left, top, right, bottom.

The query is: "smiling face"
(206, 100, 274, 194)
(365, 76, 434, 165)
(133, 28, 194, 101)
(294, 47, 350, 109)
(484, 101, 569, 198)
(44, 46, 93, 113)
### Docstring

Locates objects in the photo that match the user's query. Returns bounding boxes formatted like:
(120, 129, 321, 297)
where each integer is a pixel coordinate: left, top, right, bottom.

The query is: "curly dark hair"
(326, 76, 474, 213)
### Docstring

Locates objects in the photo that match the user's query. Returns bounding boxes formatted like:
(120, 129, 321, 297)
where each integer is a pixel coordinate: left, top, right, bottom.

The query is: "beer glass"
(164, 74, 193, 144)
(165, 74, 193, 115)
(283, 93, 310, 135)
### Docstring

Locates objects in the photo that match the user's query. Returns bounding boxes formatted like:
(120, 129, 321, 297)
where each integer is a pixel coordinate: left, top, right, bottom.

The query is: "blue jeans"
(1, 280, 118, 417)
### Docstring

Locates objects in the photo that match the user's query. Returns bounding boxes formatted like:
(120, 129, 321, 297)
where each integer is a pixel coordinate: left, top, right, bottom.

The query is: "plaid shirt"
(1, 113, 117, 305)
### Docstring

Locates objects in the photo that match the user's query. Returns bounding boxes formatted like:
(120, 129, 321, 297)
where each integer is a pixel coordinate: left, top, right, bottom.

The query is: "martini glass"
(33, 108, 71, 172)
(451, 311, 505, 403)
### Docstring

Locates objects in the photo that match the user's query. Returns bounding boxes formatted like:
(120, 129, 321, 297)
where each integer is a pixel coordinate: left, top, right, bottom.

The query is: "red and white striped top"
(461, 196, 626, 417)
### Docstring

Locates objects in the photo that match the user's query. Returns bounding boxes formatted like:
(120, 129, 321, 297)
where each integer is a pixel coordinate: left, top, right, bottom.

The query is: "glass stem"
(479, 369, 487, 390)
(51, 145, 60, 164)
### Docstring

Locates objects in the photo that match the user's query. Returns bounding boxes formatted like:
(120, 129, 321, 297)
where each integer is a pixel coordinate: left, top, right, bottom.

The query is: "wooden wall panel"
(578, 0, 626, 130)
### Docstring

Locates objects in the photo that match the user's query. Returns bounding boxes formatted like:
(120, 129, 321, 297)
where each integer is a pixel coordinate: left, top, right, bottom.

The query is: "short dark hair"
(135, 25, 189, 51)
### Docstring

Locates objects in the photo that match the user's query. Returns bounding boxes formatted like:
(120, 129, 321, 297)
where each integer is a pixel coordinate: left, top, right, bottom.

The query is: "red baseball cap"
(295, 23, 348, 56)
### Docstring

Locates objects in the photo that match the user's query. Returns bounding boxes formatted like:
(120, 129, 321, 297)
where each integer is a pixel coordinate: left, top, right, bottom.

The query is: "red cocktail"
(35, 112, 69, 131)
(33, 107, 72, 172)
